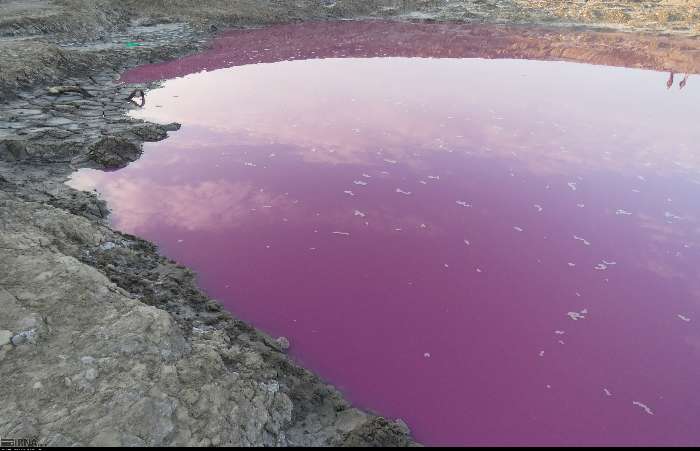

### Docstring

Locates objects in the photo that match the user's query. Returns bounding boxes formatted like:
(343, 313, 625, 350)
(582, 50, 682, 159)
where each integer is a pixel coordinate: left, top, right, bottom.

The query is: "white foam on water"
(332, 231, 350, 236)
(678, 314, 691, 322)
(539, 351, 545, 357)
(362, 173, 372, 178)
(424, 352, 431, 358)
(396, 188, 412, 195)
(568, 262, 576, 267)
(573, 235, 591, 246)
(384, 158, 398, 164)
(577, 203, 585, 208)
(244, 162, 256, 167)
(665, 211, 682, 221)
(567, 182, 577, 191)
(632, 401, 654, 415)
(419, 180, 427, 185)
(353, 180, 368, 186)
(456, 201, 472, 207)
(464, 239, 471, 246)
(616, 209, 632, 215)
(603, 388, 612, 397)
(555, 330, 565, 335)
(567, 310, 587, 321)
(513, 226, 524, 232)
(353, 210, 366, 217)
(534, 204, 543, 212)
(344, 190, 355, 196)
(427, 175, 440, 180)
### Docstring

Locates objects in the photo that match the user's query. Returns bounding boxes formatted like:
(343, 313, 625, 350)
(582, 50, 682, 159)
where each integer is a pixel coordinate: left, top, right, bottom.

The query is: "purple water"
(71, 23, 700, 446)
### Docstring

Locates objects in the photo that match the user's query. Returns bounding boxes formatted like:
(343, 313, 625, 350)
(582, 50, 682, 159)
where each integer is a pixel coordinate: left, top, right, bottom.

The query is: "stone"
(275, 336, 290, 351)
(100, 241, 116, 251)
(11, 334, 26, 346)
(10, 329, 35, 346)
(162, 122, 181, 132)
(131, 124, 168, 141)
(80, 355, 95, 365)
(86, 136, 141, 169)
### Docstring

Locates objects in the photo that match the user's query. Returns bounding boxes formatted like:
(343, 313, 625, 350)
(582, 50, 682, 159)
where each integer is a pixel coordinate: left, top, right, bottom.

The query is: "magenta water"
(70, 24, 700, 446)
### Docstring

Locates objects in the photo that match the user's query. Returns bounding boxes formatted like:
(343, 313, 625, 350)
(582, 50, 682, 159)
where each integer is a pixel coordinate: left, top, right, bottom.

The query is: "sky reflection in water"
(70, 48, 700, 445)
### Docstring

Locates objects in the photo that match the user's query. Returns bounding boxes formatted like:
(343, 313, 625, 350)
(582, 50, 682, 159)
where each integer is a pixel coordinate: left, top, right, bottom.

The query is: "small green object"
(125, 41, 144, 48)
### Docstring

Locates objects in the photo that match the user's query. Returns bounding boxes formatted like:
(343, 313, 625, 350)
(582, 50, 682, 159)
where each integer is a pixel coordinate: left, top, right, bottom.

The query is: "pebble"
(100, 241, 116, 251)
(87, 367, 99, 379)
(11, 329, 36, 346)
(11, 334, 27, 346)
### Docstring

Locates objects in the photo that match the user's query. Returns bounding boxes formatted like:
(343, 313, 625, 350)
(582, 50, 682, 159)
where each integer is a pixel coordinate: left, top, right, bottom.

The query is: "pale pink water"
(71, 23, 700, 446)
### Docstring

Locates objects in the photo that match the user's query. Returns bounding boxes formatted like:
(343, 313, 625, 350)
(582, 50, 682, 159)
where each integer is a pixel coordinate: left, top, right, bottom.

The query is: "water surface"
(71, 23, 700, 446)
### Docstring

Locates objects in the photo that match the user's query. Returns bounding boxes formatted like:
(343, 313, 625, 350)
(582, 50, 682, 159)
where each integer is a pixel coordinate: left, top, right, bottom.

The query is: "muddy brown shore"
(1, 1, 699, 446)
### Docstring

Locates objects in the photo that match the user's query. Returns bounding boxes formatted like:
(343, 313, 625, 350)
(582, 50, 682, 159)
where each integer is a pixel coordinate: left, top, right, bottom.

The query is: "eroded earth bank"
(1, 0, 699, 447)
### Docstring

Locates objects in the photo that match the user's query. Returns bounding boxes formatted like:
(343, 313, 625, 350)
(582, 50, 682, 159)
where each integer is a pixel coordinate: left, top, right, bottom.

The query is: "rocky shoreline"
(1, 0, 699, 447)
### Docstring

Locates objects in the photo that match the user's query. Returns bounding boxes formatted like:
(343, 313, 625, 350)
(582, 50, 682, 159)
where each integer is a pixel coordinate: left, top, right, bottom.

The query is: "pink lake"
(70, 22, 700, 446)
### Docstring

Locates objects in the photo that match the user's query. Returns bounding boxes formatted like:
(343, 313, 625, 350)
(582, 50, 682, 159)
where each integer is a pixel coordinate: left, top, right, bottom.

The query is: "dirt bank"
(1, 0, 699, 447)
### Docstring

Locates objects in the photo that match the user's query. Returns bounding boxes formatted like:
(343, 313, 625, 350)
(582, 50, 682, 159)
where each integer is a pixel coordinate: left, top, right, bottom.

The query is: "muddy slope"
(1, 0, 699, 447)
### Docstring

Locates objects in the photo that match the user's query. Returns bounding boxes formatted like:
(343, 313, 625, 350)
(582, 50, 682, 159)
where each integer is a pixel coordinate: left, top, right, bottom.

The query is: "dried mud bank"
(1, 0, 700, 447)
